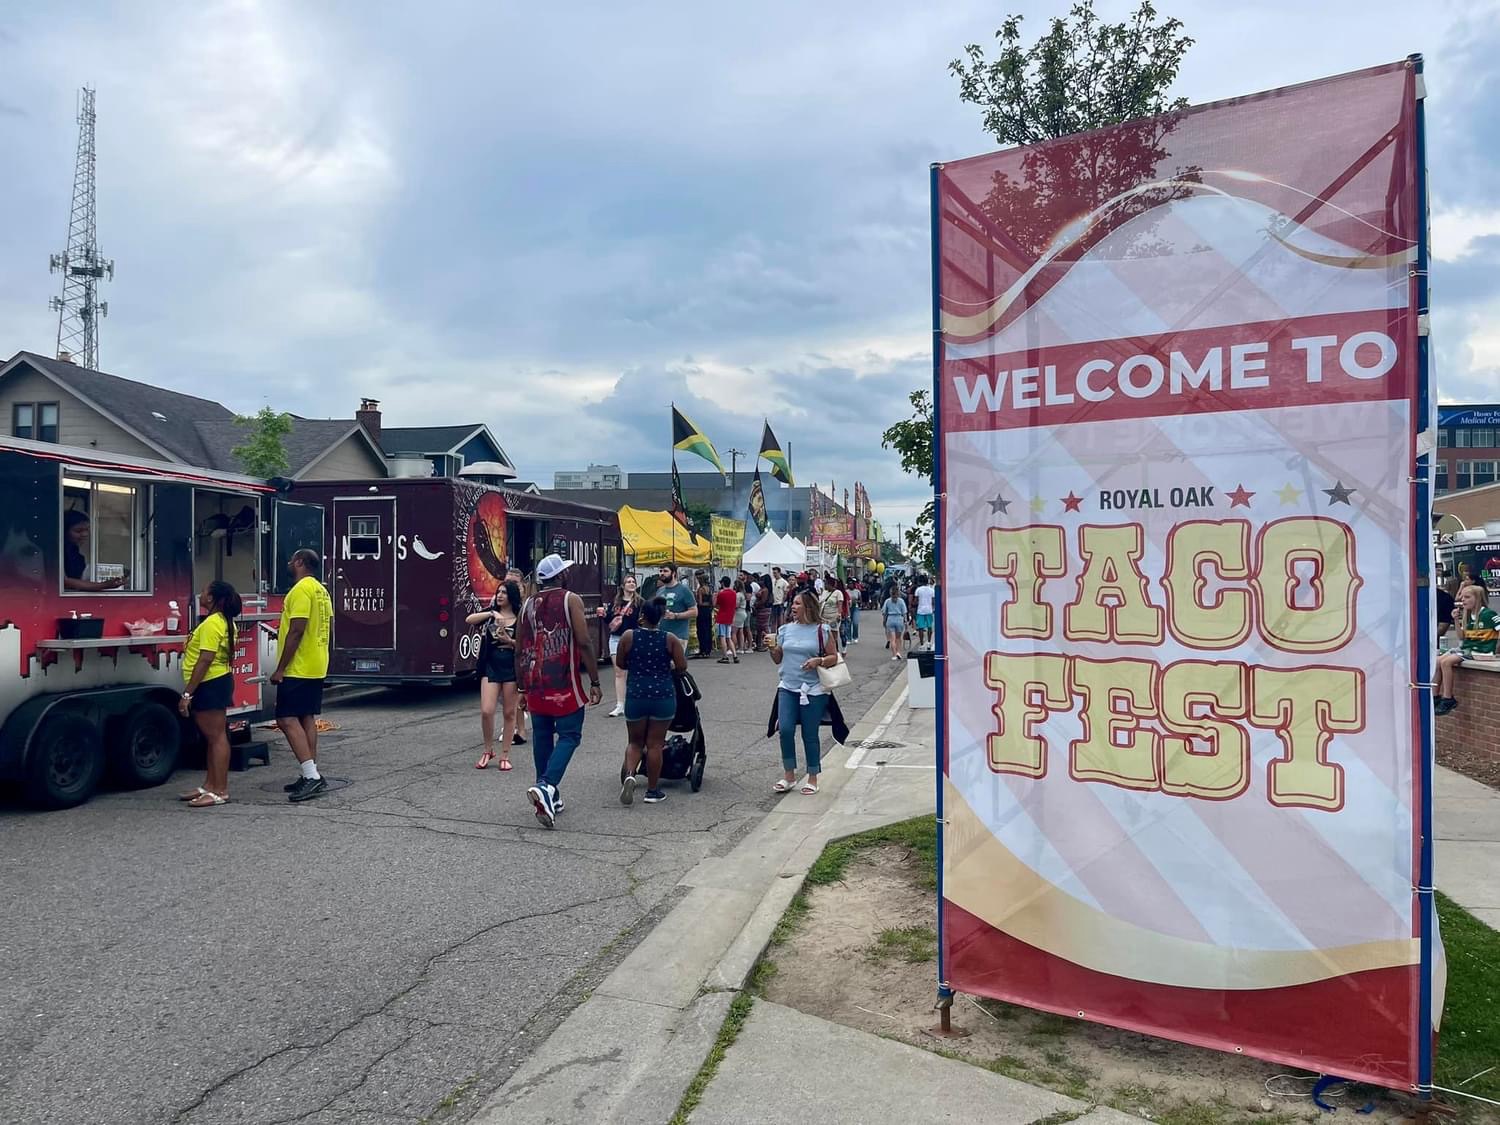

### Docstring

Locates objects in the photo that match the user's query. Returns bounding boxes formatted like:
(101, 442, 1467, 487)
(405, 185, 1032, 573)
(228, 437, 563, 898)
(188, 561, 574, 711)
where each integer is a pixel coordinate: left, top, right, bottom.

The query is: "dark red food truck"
(286, 478, 623, 685)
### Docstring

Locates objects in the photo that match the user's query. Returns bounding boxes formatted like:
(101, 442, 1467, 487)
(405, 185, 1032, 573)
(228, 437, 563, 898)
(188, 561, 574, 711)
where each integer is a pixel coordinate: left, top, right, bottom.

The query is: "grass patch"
(1154, 1102, 1233, 1125)
(1029, 1112, 1086, 1125)
(417, 1073, 479, 1123)
(806, 815, 938, 889)
(769, 891, 810, 946)
(746, 958, 778, 996)
(668, 992, 755, 1125)
(1435, 891, 1500, 1105)
(869, 925, 938, 964)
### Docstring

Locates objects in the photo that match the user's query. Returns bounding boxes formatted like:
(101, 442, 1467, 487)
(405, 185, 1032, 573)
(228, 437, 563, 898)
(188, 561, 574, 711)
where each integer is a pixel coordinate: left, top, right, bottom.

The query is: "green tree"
(883, 0, 1192, 573)
(879, 391, 937, 574)
(231, 406, 293, 478)
(684, 501, 715, 537)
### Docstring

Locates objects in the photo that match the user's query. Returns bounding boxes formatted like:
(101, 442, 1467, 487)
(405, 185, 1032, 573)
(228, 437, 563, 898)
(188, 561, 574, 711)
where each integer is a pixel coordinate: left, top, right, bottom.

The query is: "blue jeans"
(778, 688, 828, 776)
(850, 605, 861, 641)
(531, 707, 586, 791)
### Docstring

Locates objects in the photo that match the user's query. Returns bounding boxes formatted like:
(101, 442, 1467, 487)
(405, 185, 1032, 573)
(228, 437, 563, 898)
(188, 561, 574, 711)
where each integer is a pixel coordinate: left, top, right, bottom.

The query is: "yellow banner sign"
(710, 515, 746, 566)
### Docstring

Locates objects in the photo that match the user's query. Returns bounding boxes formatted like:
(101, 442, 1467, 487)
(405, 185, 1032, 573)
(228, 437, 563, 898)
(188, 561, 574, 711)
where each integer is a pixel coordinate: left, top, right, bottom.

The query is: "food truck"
(1438, 526, 1500, 608)
(0, 435, 323, 807)
(285, 478, 623, 685)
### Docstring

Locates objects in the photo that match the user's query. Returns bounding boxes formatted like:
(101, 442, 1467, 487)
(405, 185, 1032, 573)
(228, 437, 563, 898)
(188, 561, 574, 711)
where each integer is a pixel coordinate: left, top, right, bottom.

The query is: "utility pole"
(726, 448, 745, 502)
(50, 87, 113, 370)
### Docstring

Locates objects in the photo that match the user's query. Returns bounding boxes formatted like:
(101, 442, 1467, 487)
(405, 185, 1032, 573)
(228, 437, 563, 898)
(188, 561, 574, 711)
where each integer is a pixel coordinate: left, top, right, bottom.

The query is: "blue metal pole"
(1408, 51, 1436, 1098)
(930, 161, 951, 1005)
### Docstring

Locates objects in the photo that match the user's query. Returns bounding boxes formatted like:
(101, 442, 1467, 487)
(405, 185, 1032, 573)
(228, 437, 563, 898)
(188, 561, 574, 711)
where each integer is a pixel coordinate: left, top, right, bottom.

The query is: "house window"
(1435, 462, 1448, 494)
(62, 474, 151, 593)
(1437, 429, 1450, 448)
(1475, 429, 1498, 449)
(1456, 461, 1472, 491)
(13, 402, 59, 443)
(1474, 460, 1498, 488)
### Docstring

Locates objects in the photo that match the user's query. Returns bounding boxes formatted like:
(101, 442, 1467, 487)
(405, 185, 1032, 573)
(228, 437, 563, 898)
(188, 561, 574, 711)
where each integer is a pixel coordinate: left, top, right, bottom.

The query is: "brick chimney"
(356, 397, 382, 448)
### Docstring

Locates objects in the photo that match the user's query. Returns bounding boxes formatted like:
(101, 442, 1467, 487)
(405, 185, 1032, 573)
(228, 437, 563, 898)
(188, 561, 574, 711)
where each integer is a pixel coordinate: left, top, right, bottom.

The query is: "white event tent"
(741, 530, 806, 571)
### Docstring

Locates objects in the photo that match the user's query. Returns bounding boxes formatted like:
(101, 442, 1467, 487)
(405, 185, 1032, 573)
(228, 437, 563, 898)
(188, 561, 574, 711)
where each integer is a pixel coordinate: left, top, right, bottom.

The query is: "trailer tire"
(23, 712, 105, 809)
(109, 703, 182, 789)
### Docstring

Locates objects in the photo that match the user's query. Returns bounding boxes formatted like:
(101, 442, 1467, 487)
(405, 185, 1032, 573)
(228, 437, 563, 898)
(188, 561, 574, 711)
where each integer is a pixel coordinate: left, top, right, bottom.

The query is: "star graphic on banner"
(1030, 495, 1047, 515)
(989, 494, 1012, 514)
(1276, 483, 1303, 505)
(1323, 480, 1357, 505)
(1226, 483, 1255, 508)
(1061, 491, 1084, 513)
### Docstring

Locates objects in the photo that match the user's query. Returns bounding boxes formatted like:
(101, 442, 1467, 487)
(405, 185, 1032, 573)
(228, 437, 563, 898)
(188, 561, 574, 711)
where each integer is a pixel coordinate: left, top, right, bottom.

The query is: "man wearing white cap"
(515, 553, 602, 828)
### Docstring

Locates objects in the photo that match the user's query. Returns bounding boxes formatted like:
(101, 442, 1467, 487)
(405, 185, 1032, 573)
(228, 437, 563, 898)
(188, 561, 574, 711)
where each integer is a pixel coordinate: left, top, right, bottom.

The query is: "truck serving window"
(347, 515, 381, 559)
(62, 474, 151, 594)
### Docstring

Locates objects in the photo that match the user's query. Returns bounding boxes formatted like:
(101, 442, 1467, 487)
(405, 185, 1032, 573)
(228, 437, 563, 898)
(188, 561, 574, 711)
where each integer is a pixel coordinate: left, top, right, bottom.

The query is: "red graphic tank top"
(516, 587, 588, 716)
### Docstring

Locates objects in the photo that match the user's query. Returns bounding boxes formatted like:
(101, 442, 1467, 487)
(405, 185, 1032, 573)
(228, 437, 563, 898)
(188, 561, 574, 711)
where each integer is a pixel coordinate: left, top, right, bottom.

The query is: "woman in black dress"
(468, 579, 523, 770)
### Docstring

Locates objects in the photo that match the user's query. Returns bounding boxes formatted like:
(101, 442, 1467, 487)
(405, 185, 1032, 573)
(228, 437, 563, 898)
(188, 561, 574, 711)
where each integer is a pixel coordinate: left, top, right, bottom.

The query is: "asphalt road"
(0, 630, 908, 1125)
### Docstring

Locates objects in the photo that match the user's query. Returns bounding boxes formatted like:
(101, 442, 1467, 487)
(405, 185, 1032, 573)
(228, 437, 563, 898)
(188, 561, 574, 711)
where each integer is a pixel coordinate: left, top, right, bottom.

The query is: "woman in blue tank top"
(616, 597, 688, 806)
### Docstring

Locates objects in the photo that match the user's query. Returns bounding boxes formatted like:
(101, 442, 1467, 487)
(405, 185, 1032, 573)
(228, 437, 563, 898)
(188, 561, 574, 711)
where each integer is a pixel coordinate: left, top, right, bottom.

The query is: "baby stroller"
(620, 671, 708, 792)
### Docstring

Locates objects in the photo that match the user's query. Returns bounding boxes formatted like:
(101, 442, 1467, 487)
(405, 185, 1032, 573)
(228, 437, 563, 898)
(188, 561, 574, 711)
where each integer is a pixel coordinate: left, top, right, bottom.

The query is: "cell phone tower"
(49, 87, 113, 370)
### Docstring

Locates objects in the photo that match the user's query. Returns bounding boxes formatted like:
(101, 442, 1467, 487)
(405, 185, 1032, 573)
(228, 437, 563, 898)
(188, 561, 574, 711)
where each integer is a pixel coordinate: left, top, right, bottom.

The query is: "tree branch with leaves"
(884, 0, 1192, 576)
(232, 407, 293, 479)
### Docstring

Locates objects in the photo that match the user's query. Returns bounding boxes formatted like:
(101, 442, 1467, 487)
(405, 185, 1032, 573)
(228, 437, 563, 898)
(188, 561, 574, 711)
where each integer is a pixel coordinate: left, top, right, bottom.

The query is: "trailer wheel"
(109, 703, 182, 789)
(23, 712, 105, 809)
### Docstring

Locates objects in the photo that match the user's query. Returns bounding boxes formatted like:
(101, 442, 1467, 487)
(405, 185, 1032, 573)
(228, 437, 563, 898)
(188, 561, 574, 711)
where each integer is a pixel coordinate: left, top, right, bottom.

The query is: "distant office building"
(1436, 404, 1500, 495)
(554, 463, 626, 490)
(542, 470, 850, 540)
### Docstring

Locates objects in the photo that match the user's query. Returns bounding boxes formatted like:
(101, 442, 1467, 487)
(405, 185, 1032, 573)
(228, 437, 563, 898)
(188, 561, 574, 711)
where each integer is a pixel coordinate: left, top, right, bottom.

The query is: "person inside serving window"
(63, 510, 125, 591)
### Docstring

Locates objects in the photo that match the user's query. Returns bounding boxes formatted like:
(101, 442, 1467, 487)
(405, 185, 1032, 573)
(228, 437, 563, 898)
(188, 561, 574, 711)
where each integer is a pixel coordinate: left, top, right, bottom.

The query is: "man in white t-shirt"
(914, 578, 936, 648)
(771, 568, 789, 630)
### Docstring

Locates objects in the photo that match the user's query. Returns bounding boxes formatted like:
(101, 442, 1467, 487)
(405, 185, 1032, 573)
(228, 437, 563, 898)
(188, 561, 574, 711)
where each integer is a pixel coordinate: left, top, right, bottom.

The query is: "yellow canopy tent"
(617, 506, 711, 566)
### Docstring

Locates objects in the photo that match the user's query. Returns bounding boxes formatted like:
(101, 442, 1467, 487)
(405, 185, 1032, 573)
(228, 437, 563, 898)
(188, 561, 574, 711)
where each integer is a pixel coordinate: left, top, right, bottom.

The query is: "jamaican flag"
(670, 458, 700, 544)
(672, 406, 725, 476)
(748, 468, 769, 533)
(760, 422, 794, 486)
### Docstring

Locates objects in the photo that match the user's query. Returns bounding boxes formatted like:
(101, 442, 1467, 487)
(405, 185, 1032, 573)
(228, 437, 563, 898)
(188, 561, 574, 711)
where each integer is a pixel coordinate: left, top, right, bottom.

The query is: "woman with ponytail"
(178, 580, 242, 807)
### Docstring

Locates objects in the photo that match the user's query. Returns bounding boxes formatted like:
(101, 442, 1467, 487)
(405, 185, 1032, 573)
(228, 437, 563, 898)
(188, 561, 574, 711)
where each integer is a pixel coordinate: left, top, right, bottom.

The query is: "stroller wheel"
(689, 752, 705, 792)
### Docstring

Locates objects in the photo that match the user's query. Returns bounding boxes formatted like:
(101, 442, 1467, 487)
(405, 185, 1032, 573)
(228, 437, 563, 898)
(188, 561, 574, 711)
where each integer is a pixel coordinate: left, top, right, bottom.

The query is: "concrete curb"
(471, 670, 928, 1125)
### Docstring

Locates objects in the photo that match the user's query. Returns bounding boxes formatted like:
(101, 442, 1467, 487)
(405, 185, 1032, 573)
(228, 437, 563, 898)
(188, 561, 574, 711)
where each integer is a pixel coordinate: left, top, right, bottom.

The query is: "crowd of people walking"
(172, 547, 930, 827)
(459, 553, 936, 829)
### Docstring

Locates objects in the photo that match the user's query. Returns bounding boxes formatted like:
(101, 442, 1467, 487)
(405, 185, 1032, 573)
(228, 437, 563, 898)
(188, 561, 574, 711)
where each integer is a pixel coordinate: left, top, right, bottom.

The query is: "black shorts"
(192, 673, 235, 713)
(275, 676, 325, 719)
(482, 647, 516, 684)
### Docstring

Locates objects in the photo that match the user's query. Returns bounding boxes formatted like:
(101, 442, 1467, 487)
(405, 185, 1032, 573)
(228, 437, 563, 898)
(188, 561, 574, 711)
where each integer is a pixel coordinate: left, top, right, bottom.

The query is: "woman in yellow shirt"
(177, 581, 243, 807)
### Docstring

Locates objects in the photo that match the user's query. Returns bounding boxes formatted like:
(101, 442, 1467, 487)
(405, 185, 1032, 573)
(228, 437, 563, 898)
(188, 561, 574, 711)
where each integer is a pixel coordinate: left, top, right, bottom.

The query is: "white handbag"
(816, 626, 852, 691)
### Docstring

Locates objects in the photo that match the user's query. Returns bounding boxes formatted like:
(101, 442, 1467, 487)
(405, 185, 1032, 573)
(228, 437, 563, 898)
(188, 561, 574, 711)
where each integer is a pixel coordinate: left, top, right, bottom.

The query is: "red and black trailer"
(0, 435, 328, 808)
(284, 477, 623, 685)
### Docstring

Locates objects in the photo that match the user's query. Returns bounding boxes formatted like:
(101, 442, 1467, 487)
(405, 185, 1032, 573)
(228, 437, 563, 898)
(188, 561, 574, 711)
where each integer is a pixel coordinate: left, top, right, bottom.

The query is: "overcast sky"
(2, 0, 1496, 534)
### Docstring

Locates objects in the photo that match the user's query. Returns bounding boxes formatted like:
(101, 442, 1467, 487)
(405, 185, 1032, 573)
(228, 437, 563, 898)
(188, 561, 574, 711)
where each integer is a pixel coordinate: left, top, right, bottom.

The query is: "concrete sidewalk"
(472, 673, 1500, 1125)
(1435, 763, 1500, 929)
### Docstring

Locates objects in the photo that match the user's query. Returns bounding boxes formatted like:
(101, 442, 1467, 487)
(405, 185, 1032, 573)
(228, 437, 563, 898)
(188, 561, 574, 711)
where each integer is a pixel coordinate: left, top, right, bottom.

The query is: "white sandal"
(179, 786, 207, 801)
(187, 791, 229, 808)
(773, 777, 799, 793)
(800, 778, 820, 795)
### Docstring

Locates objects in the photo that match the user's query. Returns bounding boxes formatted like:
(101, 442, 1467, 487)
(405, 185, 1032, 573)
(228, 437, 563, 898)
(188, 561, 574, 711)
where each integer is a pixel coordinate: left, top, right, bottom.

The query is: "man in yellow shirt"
(271, 549, 334, 802)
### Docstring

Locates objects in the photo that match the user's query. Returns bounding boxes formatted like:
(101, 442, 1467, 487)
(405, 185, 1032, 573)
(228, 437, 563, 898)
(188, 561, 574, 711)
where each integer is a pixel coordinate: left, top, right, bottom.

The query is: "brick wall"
(1435, 664, 1500, 788)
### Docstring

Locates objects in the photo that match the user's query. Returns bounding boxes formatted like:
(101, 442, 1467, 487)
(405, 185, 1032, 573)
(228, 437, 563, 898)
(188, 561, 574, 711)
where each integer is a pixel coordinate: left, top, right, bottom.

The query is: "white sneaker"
(608, 703, 624, 718)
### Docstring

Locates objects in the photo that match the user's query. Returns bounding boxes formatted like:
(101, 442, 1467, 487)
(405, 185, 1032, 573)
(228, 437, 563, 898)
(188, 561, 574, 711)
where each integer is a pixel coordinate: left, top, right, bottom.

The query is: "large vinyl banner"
(936, 62, 1433, 1088)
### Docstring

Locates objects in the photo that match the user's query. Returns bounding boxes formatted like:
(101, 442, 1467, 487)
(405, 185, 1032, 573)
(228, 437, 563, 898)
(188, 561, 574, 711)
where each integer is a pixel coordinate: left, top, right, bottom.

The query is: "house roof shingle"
(379, 425, 483, 454)
(9, 351, 380, 478)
